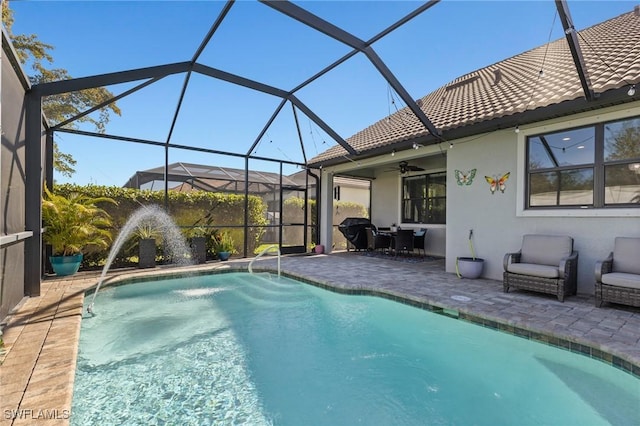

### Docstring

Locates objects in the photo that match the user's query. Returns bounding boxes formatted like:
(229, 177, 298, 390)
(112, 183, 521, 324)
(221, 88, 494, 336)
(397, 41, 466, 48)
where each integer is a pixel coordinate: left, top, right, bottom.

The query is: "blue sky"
(10, 0, 638, 186)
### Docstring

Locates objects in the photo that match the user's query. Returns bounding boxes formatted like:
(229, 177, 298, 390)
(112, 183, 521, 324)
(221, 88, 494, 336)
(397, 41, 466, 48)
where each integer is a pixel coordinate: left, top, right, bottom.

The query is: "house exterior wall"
(371, 173, 398, 227)
(446, 103, 640, 295)
(335, 184, 370, 210)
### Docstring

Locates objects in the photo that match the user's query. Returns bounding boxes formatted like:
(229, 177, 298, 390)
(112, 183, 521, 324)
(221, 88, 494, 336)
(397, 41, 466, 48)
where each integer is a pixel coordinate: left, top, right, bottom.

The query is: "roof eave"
(309, 85, 639, 168)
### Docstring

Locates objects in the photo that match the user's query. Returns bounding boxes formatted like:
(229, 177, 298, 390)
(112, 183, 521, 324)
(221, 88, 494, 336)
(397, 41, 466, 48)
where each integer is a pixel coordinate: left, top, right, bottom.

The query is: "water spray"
(86, 205, 192, 315)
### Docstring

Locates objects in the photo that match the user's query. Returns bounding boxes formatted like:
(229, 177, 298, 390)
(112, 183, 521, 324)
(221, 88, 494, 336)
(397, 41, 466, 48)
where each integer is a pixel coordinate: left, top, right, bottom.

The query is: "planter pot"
(138, 238, 156, 269)
(190, 237, 207, 264)
(50, 253, 83, 276)
(218, 251, 231, 261)
(456, 257, 484, 279)
(314, 245, 325, 254)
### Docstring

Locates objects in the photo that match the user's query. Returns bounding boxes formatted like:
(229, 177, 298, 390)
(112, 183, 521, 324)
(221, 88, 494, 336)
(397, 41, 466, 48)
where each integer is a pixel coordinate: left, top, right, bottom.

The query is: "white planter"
(456, 257, 484, 279)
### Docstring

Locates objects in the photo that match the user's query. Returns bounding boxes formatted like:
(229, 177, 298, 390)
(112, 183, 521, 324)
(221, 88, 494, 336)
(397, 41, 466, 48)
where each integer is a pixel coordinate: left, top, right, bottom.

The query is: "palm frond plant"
(42, 186, 116, 274)
(212, 231, 236, 261)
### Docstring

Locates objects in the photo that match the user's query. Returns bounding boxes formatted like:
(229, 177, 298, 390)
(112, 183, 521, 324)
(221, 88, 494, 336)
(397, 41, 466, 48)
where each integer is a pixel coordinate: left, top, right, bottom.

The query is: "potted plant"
(456, 229, 485, 279)
(132, 223, 160, 269)
(213, 231, 236, 261)
(185, 226, 208, 264)
(42, 186, 116, 276)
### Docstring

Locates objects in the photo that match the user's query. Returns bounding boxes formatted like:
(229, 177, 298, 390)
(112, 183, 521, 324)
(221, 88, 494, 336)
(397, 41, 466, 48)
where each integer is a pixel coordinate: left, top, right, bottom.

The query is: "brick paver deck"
(1, 252, 638, 425)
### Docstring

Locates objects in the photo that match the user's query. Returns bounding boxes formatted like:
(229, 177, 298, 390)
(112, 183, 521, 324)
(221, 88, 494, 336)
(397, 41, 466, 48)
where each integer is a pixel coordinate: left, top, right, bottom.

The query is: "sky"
(8, 0, 639, 186)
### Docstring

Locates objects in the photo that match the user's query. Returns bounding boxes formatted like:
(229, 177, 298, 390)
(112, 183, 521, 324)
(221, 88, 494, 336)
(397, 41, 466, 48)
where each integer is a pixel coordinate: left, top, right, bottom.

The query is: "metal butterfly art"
(454, 169, 477, 186)
(485, 172, 510, 194)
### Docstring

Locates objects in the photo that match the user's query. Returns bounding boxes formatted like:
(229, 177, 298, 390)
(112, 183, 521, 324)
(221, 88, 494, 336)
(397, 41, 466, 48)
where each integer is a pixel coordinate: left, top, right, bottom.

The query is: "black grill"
(338, 217, 373, 250)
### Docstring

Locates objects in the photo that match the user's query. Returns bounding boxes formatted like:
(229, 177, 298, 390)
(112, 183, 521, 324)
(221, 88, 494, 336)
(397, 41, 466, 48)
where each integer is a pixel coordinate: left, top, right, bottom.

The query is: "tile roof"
(310, 10, 640, 165)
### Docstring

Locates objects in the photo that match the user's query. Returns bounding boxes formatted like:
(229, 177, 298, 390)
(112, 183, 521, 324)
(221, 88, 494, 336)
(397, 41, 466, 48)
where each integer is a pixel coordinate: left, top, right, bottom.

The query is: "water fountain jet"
(87, 205, 193, 315)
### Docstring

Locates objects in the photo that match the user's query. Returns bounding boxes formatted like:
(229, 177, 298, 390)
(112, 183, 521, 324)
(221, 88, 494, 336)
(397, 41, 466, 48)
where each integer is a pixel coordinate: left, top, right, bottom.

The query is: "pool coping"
(0, 258, 638, 425)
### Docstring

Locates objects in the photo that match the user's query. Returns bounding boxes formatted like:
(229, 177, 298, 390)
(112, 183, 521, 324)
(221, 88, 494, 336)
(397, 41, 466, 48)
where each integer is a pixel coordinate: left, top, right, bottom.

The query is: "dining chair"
(413, 228, 427, 258)
(391, 229, 414, 258)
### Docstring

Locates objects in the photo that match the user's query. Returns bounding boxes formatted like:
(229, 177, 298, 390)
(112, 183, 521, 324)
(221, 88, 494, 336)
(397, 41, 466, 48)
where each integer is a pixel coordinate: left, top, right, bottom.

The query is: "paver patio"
(1, 252, 638, 425)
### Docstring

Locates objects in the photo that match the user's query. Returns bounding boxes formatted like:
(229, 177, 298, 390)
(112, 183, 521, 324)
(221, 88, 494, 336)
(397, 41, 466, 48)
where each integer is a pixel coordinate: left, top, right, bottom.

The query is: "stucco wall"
(446, 104, 640, 295)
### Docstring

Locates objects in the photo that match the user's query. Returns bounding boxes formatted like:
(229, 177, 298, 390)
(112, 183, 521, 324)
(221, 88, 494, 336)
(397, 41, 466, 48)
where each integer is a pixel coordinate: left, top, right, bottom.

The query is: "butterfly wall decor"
(485, 172, 510, 194)
(454, 169, 477, 186)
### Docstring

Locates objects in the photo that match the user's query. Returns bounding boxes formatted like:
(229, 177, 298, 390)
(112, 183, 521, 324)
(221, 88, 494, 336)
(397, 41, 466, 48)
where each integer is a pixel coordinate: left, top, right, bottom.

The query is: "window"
(402, 172, 446, 224)
(526, 116, 640, 208)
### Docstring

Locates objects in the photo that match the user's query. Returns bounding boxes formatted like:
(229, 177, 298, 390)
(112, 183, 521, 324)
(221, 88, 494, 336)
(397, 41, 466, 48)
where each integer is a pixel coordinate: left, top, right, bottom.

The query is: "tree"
(2, 0, 121, 177)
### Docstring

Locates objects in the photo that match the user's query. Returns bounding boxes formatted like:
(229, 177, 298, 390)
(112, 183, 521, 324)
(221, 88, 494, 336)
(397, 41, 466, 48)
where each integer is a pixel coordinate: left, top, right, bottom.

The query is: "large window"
(527, 116, 640, 208)
(402, 172, 446, 224)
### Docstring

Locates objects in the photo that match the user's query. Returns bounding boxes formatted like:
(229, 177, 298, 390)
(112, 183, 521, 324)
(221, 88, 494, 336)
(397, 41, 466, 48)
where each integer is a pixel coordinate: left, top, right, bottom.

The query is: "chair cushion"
(612, 237, 640, 275)
(601, 272, 640, 289)
(507, 263, 560, 279)
(520, 234, 573, 266)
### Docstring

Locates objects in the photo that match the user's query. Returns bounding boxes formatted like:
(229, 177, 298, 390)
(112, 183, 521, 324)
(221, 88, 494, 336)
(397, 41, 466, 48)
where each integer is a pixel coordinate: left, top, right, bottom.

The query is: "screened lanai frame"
(23, 0, 447, 294)
(22, 0, 599, 295)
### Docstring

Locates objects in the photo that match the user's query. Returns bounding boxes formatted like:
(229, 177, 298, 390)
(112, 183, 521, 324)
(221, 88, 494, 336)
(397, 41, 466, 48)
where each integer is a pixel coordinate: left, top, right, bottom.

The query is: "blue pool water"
(72, 272, 640, 425)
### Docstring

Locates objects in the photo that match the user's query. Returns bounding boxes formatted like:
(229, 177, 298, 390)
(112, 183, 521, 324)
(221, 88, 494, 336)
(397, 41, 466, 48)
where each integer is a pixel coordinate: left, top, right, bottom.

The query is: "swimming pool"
(72, 272, 640, 425)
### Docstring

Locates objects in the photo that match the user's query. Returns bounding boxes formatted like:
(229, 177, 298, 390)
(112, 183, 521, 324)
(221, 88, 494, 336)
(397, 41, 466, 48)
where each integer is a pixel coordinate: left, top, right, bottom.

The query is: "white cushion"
(601, 272, 640, 289)
(520, 234, 573, 266)
(612, 237, 640, 275)
(507, 263, 560, 279)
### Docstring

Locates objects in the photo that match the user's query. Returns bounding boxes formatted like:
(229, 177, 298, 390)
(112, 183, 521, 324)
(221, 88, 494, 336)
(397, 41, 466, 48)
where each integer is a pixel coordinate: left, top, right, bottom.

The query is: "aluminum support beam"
(52, 76, 165, 130)
(262, 0, 442, 141)
(291, 103, 307, 164)
(191, 64, 355, 154)
(555, 0, 596, 101)
(24, 92, 43, 296)
(192, 0, 235, 63)
(32, 62, 192, 96)
(288, 95, 356, 155)
(247, 99, 287, 156)
(55, 128, 305, 166)
(364, 46, 441, 139)
(192, 63, 289, 98)
(273, 1, 441, 94)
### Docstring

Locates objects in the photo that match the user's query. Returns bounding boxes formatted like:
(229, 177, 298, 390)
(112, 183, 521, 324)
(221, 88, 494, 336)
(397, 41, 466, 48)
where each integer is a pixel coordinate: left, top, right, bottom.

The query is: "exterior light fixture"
(515, 126, 520, 133)
(628, 85, 636, 96)
(449, 142, 454, 149)
(391, 150, 395, 157)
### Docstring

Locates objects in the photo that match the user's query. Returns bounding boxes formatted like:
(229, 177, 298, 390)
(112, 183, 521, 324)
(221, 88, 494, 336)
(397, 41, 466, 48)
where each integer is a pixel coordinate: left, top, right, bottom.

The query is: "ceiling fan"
(397, 161, 424, 174)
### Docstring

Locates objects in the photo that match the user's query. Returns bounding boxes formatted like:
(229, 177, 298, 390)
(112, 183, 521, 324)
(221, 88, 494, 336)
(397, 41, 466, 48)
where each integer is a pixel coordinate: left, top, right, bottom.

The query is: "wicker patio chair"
(595, 237, 640, 308)
(391, 229, 415, 258)
(503, 234, 578, 302)
(366, 227, 391, 253)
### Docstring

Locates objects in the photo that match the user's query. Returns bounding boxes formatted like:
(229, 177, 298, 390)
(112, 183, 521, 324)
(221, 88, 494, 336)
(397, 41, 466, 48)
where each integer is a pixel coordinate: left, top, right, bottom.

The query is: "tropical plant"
(212, 231, 236, 254)
(41, 185, 116, 256)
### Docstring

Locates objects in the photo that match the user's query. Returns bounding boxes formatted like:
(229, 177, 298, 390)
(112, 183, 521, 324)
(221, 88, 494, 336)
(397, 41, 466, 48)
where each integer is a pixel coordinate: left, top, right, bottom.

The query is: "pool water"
(72, 272, 640, 425)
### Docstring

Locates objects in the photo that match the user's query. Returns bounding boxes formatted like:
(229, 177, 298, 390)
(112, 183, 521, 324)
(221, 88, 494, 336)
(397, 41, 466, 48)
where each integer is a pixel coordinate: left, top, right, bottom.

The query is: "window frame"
(401, 171, 446, 224)
(525, 116, 640, 210)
